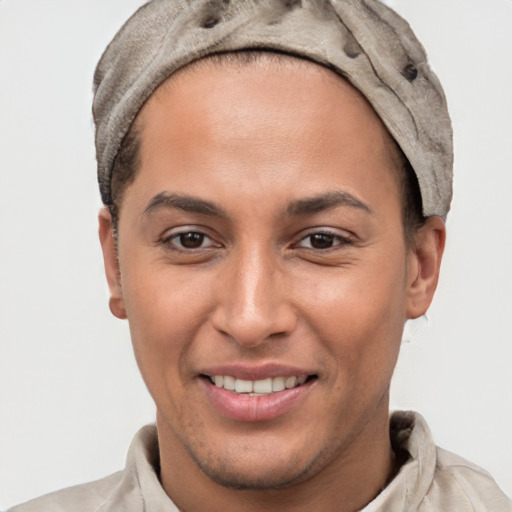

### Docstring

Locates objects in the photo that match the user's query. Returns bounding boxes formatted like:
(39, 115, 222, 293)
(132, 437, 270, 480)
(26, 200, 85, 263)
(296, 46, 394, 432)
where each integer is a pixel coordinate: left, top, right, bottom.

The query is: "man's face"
(103, 59, 429, 489)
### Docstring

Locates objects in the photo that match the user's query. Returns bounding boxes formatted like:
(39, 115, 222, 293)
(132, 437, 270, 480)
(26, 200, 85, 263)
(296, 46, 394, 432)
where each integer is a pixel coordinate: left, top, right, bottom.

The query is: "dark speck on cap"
(202, 17, 220, 29)
(343, 42, 361, 59)
(402, 61, 418, 82)
(282, 0, 302, 8)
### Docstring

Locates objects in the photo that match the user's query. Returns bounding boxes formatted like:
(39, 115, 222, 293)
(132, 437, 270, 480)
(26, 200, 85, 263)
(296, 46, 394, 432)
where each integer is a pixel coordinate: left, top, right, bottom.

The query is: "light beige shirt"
(9, 411, 512, 512)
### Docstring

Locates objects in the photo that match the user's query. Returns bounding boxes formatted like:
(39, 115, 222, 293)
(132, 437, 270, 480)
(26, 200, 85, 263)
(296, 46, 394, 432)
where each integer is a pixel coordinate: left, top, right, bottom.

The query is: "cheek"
(119, 258, 215, 389)
(296, 251, 407, 385)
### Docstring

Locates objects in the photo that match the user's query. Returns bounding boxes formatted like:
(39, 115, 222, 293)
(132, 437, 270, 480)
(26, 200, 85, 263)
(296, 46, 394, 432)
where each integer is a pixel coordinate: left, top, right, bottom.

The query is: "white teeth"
(272, 376, 285, 392)
(210, 374, 310, 394)
(253, 378, 272, 394)
(285, 376, 297, 389)
(223, 375, 235, 390)
(235, 379, 253, 393)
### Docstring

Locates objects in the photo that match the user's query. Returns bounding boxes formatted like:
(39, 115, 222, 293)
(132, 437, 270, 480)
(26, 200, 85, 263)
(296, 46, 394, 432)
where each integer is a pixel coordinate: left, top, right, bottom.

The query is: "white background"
(1, 0, 511, 508)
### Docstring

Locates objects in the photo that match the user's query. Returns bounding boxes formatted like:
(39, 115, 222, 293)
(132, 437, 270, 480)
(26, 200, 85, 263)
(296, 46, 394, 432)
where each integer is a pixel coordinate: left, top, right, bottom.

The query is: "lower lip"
(202, 378, 315, 422)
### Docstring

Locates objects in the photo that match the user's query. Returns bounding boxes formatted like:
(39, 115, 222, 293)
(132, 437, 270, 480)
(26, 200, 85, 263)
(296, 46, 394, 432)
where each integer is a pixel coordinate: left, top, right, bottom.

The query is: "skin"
(99, 58, 445, 512)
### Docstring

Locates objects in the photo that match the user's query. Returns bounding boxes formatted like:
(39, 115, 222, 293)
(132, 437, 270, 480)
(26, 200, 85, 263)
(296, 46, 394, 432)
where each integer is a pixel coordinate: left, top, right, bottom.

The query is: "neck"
(157, 400, 397, 512)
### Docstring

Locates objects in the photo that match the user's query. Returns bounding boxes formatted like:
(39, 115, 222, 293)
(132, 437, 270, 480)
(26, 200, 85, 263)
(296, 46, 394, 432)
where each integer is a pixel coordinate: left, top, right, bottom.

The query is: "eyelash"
(160, 229, 220, 252)
(159, 227, 352, 253)
(295, 230, 353, 251)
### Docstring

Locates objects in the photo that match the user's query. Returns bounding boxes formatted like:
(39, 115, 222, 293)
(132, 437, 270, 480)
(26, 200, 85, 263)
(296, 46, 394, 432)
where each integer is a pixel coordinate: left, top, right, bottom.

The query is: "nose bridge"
(212, 240, 295, 346)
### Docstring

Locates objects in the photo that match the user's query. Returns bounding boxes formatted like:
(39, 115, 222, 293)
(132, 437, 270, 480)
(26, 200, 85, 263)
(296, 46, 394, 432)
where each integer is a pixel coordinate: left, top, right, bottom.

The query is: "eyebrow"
(286, 191, 372, 216)
(144, 192, 227, 217)
(143, 190, 371, 219)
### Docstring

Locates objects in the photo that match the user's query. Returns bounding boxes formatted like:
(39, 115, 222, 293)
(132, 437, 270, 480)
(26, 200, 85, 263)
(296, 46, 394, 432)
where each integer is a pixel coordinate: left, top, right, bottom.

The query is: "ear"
(98, 207, 127, 319)
(406, 216, 446, 319)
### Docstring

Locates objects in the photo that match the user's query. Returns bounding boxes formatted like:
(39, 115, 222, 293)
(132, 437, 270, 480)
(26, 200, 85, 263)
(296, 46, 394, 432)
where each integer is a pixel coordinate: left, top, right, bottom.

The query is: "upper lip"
(199, 363, 317, 381)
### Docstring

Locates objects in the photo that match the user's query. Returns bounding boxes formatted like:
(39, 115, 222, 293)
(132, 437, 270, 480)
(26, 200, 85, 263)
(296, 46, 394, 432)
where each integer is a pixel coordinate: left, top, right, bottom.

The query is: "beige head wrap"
(93, 0, 453, 216)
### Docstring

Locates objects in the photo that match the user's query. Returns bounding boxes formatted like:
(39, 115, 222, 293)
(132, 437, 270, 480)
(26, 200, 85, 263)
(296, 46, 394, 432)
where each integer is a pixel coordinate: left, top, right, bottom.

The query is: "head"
(98, 52, 445, 493)
(94, 0, 451, 503)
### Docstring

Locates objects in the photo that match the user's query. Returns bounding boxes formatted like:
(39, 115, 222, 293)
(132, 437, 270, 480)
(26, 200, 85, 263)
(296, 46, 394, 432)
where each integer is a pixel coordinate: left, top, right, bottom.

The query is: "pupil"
(310, 234, 334, 249)
(180, 232, 204, 248)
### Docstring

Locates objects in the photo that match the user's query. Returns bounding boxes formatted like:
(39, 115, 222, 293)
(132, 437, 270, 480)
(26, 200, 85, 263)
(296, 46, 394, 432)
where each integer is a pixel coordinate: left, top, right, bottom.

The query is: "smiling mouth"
(202, 374, 318, 396)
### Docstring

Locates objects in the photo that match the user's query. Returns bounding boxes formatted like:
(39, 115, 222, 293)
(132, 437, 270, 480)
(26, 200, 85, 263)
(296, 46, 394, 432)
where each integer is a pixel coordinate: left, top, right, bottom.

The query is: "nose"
(211, 246, 297, 347)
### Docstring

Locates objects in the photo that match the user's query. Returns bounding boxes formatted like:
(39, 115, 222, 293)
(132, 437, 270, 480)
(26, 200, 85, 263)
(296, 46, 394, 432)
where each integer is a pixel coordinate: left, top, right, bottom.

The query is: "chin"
(183, 437, 335, 491)
(194, 459, 313, 491)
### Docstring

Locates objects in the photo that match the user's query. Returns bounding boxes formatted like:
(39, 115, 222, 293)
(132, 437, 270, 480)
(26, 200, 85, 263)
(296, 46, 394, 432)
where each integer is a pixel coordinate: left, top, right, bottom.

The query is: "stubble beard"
(179, 431, 347, 492)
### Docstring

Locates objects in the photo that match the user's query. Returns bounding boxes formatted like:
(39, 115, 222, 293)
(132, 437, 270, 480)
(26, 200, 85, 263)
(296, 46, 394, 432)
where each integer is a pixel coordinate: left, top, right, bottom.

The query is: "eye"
(297, 231, 351, 250)
(176, 232, 206, 249)
(162, 230, 220, 251)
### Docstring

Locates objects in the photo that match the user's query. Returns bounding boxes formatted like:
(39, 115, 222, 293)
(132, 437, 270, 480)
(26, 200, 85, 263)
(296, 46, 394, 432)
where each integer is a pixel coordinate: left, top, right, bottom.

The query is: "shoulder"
(7, 424, 162, 512)
(422, 447, 512, 511)
(387, 411, 511, 511)
(7, 471, 124, 512)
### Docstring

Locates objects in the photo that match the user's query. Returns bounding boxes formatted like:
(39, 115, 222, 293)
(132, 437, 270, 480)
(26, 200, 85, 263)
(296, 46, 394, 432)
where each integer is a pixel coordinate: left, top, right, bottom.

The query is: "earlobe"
(406, 216, 446, 319)
(98, 207, 127, 320)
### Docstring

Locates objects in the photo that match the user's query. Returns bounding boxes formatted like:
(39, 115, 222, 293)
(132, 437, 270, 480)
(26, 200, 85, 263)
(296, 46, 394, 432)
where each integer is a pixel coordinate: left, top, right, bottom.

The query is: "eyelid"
(159, 225, 222, 251)
(293, 227, 353, 249)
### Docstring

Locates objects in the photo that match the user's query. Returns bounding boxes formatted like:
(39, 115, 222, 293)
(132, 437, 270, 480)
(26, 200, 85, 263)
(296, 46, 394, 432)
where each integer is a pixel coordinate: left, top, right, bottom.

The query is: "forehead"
(123, 56, 403, 220)
(140, 55, 400, 167)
